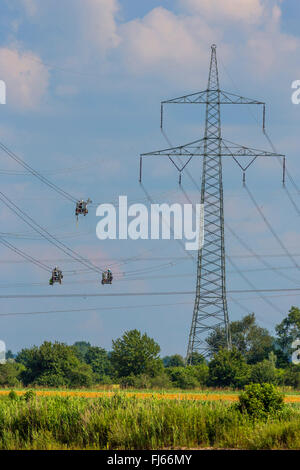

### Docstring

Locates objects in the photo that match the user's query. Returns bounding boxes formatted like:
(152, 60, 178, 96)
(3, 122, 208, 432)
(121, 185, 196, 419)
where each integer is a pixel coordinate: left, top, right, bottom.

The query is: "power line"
(1, 265, 299, 290)
(0, 190, 104, 274)
(1, 292, 300, 319)
(219, 49, 300, 216)
(226, 256, 282, 314)
(1, 253, 300, 264)
(244, 184, 300, 269)
(0, 141, 77, 203)
(179, 183, 285, 317)
(225, 221, 299, 285)
(163, 120, 288, 322)
(0, 237, 51, 272)
(0, 301, 193, 317)
(0, 287, 299, 300)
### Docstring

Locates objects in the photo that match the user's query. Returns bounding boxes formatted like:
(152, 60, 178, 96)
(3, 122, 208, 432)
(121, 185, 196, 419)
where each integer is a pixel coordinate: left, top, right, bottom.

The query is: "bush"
(166, 367, 199, 389)
(0, 362, 24, 387)
(208, 348, 251, 388)
(119, 372, 172, 390)
(119, 374, 136, 388)
(250, 359, 278, 385)
(283, 365, 300, 389)
(8, 390, 18, 401)
(24, 390, 36, 402)
(191, 364, 209, 386)
(237, 383, 284, 419)
(163, 355, 185, 367)
(148, 372, 172, 389)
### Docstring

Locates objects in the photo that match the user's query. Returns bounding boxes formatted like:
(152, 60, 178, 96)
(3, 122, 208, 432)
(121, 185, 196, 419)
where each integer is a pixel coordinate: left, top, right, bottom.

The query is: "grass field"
(0, 391, 299, 449)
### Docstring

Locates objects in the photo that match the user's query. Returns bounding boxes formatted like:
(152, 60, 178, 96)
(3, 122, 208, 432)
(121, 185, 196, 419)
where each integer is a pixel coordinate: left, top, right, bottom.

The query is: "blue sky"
(0, 0, 300, 356)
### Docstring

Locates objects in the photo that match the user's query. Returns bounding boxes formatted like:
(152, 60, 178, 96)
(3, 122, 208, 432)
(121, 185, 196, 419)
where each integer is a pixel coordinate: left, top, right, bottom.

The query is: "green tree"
(111, 329, 162, 378)
(283, 364, 300, 388)
(166, 367, 199, 389)
(167, 364, 209, 389)
(84, 346, 112, 382)
(5, 350, 14, 360)
(0, 362, 25, 387)
(207, 314, 273, 364)
(275, 306, 300, 361)
(73, 341, 91, 361)
(208, 348, 251, 388)
(16, 341, 93, 388)
(189, 352, 205, 365)
(163, 354, 185, 368)
(250, 356, 278, 385)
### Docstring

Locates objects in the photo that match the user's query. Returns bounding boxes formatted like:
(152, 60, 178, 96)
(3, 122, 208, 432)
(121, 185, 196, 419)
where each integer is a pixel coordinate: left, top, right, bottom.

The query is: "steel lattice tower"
(139, 44, 285, 361)
(186, 45, 230, 359)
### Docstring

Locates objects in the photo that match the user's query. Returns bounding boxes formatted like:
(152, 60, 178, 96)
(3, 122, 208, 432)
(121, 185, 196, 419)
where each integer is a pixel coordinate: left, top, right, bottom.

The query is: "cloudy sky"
(0, 0, 300, 356)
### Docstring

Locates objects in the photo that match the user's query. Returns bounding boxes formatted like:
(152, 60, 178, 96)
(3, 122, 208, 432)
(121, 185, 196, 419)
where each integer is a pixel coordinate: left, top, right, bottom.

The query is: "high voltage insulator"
(139, 44, 286, 360)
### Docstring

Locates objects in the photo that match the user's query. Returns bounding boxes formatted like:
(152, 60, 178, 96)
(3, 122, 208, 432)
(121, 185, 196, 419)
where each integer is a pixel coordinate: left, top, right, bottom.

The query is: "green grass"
(0, 394, 299, 449)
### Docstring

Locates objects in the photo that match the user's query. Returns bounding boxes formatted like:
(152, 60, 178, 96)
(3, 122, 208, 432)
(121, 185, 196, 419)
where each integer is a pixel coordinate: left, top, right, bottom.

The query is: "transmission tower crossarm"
(141, 138, 284, 158)
(139, 138, 285, 179)
(161, 89, 266, 129)
(162, 89, 264, 106)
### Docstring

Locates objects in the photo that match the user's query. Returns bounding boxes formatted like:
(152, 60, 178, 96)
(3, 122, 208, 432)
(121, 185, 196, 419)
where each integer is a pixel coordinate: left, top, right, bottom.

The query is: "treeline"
(0, 307, 299, 390)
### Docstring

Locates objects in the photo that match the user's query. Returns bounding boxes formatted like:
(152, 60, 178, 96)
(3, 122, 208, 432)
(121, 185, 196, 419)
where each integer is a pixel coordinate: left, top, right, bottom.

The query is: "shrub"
(119, 374, 136, 388)
(283, 365, 300, 389)
(119, 372, 172, 390)
(191, 364, 209, 386)
(148, 372, 172, 389)
(8, 390, 18, 401)
(237, 383, 284, 419)
(130, 374, 151, 389)
(24, 390, 36, 402)
(166, 367, 199, 389)
(0, 362, 25, 387)
(208, 348, 251, 388)
(250, 359, 278, 385)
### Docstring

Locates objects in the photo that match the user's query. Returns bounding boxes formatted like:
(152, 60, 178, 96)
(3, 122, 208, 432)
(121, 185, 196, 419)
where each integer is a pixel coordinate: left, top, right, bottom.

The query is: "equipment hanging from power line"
(101, 269, 113, 285)
(49, 267, 63, 285)
(75, 198, 92, 220)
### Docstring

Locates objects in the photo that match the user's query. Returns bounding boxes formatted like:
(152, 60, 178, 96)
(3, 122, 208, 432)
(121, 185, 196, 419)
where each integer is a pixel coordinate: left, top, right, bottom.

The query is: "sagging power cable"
(0, 141, 77, 203)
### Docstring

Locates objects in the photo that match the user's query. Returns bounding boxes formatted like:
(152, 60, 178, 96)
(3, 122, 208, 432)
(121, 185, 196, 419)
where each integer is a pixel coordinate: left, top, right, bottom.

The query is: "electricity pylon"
(139, 44, 286, 360)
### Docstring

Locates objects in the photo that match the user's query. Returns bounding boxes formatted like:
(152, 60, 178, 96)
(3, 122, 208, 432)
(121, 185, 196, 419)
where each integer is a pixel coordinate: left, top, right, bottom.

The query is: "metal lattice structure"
(187, 45, 230, 359)
(139, 44, 285, 360)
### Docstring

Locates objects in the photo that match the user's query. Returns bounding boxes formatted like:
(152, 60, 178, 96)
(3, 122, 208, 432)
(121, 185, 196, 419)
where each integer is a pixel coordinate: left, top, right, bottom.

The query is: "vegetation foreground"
(0, 389, 299, 450)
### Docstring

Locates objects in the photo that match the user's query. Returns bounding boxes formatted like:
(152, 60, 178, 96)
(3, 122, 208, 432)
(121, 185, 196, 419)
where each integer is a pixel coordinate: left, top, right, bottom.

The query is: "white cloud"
(246, 5, 300, 76)
(10, 0, 300, 91)
(79, 0, 121, 55)
(180, 0, 265, 23)
(20, 0, 121, 57)
(114, 0, 299, 87)
(0, 47, 49, 109)
(119, 7, 220, 85)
